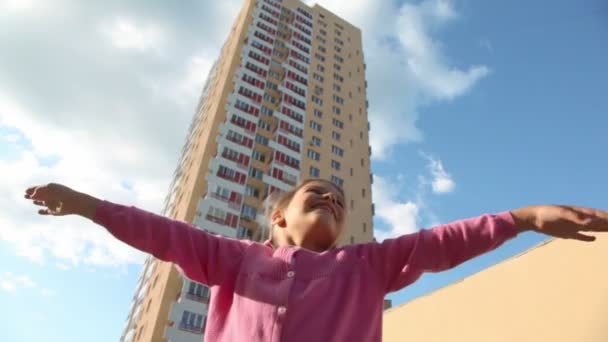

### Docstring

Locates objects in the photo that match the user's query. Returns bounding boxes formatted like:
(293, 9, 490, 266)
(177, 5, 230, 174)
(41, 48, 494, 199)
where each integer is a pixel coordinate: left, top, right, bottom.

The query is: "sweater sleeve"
(363, 212, 519, 294)
(92, 200, 250, 286)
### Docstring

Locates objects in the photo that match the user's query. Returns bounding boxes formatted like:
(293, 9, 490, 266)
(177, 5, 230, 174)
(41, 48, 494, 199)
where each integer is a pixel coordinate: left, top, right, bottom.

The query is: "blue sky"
(1, 0, 607, 341)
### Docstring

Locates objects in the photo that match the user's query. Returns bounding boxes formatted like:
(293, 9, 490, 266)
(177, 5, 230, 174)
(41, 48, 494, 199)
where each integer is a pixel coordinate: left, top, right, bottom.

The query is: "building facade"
(383, 235, 608, 341)
(120, 0, 374, 341)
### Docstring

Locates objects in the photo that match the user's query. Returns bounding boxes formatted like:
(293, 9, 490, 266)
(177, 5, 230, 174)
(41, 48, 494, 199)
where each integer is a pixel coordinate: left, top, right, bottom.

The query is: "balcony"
(262, 173, 291, 193)
(204, 191, 241, 211)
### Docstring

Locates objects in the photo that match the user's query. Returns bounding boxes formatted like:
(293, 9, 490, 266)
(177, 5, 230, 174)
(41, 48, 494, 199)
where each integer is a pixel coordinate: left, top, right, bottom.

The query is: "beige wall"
(383, 234, 608, 342)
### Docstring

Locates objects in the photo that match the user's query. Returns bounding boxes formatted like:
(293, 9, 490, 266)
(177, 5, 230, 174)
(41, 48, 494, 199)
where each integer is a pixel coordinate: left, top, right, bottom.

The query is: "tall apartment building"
(120, 0, 373, 340)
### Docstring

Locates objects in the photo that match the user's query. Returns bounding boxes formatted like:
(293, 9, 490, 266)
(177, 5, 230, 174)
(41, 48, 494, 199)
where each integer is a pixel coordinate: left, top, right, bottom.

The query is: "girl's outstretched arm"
(363, 205, 608, 294)
(24, 183, 250, 286)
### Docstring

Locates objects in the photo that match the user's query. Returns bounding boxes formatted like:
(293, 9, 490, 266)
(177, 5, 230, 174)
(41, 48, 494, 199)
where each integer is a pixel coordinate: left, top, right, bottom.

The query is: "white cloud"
(416, 153, 456, 194)
(372, 175, 420, 241)
(317, 0, 489, 159)
(0, 0, 241, 267)
(0, 0, 41, 13)
(424, 154, 455, 194)
(0, 272, 40, 294)
(101, 17, 165, 52)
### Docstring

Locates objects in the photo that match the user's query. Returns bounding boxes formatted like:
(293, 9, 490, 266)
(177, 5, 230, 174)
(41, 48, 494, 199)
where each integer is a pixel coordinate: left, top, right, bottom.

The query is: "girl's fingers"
(33, 200, 45, 206)
(38, 209, 51, 215)
(560, 207, 593, 226)
(566, 206, 608, 221)
(570, 231, 596, 242)
(566, 207, 608, 232)
(24, 186, 38, 199)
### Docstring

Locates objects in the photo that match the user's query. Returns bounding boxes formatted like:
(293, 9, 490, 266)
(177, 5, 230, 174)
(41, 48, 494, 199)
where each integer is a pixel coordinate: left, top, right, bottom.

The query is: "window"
(335, 38, 344, 46)
(331, 175, 344, 187)
(309, 166, 320, 177)
(350, 236, 354, 244)
(255, 134, 269, 145)
(335, 55, 344, 64)
(313, 73, 324, 82)
(236, 226, 252, 239)
(360, 131, 363, 139)
(310, 120, 322, 132)
(333, 94, 344, 104)
(331, 159, 341, 170)
(277, 134, 301, 152)
(266, 81, 278, 91)
(180, 311, 203, 331)
(252, 150, 266, 162)
(332, 106, 341, 115)
(268, 70, 281, 80)
(335, 29, 342, 36)
(332, 118, 344, 129)
(312, 96, 323, 105)
(263, 93, 277, 104)
(261, 105, 273, 116)
(332, 131, 341, 140)
(349, 114, 352, 122)
(317, 64, 325, 72)
(334, 73, 344, 82)
(258, 120, 271, 131)
(307, 149, 320, 161)
(315, 53, 325, 62)
(334, 63, 341, 71)
(241, 205, 257, 220)
(320, 29, 327, 36)
(335, 46, 342, 53)
(333, 84, 341, 92)
(245, 185, 260, 198)
(361, 158, 364, 167)
(314, 109, 323, 118)
(188, 282, 209, 300)
(319, 46, 326, 53)
(332, 145, 344, 157)
(311, 136, 321, 146)
(363, 222, 367, 233)
(362, 188, 366, 198)
(249, 167, 264, 180)
(314, 85, 323, 95)
(350, 167, 353, 176)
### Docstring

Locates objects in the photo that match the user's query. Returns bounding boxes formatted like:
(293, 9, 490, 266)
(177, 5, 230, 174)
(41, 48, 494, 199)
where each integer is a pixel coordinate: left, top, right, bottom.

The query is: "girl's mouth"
(313, 203, 338, 220)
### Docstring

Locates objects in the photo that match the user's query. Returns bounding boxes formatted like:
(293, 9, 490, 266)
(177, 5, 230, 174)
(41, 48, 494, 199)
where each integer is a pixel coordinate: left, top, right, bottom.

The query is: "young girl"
(24, 179, 607, 341)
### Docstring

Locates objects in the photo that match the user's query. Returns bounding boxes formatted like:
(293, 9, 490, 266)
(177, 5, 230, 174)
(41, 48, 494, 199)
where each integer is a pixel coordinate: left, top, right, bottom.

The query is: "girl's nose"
(324, 192, 337, 204)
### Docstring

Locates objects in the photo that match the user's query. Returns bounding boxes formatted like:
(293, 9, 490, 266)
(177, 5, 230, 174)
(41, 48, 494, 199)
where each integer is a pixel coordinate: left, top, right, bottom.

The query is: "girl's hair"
(259, 178, 345, 244)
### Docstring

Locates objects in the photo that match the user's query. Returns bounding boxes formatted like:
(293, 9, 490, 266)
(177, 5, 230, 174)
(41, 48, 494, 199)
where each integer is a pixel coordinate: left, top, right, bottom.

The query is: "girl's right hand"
(24, 183, 99, 219)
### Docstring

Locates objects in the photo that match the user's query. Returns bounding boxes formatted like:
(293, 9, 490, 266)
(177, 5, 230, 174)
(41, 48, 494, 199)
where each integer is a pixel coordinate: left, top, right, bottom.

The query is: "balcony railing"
(178, 324, 204, 335)
(185, 292, 210, 304)
(206, 191, 242, 210)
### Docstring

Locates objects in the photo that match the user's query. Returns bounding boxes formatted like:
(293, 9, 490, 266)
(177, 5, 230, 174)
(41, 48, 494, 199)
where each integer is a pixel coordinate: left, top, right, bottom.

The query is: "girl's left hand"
(511, 205, 608, 242)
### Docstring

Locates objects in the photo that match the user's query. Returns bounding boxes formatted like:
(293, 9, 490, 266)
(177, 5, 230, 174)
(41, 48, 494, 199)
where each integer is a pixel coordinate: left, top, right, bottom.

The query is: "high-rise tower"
(121, 0, 373, 340)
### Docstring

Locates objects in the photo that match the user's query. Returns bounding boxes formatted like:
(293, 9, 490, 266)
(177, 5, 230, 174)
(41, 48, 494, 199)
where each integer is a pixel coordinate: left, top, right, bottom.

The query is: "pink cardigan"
(93, 200, 519, 341)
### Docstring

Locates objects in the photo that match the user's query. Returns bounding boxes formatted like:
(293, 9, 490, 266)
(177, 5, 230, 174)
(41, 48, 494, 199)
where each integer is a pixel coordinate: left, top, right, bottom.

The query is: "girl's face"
(275, 180, 346, 251)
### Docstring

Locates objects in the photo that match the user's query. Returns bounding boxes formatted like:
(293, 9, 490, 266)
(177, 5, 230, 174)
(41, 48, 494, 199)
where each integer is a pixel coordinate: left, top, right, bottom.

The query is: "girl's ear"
(271, 209, 287, 228)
